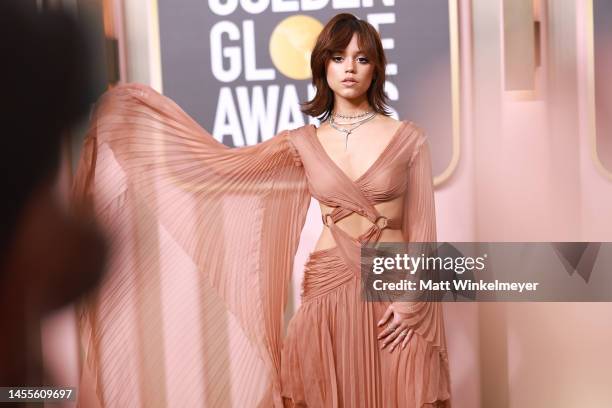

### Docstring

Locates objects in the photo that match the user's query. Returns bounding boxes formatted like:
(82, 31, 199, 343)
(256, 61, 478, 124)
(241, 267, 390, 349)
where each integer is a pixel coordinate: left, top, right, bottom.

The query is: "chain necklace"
(334, 110, 372, 120)
(331, 111, 377, 126)
(329, 111, 377, 150)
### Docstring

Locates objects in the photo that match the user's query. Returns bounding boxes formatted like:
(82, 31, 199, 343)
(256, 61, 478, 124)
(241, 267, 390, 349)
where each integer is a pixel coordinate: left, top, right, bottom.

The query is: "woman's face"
(325, 33, 374, 104)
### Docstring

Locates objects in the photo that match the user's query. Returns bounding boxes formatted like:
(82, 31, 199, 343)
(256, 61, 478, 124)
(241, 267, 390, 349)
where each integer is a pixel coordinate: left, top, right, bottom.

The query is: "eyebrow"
(334, 49, 365, 54)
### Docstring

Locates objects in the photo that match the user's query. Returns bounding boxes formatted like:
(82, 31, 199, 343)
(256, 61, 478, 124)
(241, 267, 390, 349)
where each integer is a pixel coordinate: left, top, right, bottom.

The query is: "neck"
(333, 96, 371, 116)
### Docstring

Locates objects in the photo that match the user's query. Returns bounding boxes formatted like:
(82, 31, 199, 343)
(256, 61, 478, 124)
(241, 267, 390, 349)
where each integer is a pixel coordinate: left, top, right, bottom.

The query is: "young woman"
(73, 13, 450, 408)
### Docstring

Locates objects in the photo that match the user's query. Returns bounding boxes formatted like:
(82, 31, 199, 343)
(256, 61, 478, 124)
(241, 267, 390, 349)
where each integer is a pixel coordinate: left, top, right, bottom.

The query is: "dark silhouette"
(0, 0, 107, 393)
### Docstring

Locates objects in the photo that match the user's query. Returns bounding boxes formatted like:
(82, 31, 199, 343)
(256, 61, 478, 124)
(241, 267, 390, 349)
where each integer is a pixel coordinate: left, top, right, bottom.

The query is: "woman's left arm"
(377, 134, 444, 353)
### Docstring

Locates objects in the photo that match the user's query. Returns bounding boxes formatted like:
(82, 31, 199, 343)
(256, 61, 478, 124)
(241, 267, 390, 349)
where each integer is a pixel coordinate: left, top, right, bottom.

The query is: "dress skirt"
(280, 247, 451, 408)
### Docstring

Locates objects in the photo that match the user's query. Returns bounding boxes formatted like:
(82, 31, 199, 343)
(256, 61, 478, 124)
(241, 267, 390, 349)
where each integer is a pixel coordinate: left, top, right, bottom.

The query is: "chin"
(337, 87, 365, 96)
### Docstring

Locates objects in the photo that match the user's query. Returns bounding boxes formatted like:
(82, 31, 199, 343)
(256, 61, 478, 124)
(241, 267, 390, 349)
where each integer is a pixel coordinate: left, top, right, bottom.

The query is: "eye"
(332, 56, 343, 63)
(357, 57, 369, 64)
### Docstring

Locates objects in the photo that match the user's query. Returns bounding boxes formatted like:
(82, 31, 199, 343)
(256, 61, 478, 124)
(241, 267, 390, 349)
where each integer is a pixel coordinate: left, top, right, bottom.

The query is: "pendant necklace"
(329, 111, 377, 151)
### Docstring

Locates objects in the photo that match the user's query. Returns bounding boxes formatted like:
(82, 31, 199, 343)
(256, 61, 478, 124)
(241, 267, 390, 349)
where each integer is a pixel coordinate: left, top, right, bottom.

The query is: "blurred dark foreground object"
(0, 1, 107, 390)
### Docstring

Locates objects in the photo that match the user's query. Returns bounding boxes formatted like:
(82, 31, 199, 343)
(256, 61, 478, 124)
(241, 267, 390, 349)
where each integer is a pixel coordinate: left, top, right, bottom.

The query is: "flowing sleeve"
(393, 130, 446, 350)
(71, 83, 311, 407)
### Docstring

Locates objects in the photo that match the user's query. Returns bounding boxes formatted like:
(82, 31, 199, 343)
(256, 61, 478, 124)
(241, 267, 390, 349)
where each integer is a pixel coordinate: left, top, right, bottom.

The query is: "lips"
(342, 78, 357, 83)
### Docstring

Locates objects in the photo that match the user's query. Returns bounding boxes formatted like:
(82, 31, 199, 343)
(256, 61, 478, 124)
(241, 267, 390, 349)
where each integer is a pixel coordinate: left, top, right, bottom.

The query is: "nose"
(344, 57, 355, 73)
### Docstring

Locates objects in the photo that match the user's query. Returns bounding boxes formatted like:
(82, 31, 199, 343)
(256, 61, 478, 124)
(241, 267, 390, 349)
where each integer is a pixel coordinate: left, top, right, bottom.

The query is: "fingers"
(389, 331, 404, 353)
(401, 329, 414, 350)
(389, 327, 412, 353)
(377, 306, 393, 327)
(379, 323, 405, 349)
(377, 321, 400, 340)
(379, 325, 414, 353)
(377, 305, 415, 353)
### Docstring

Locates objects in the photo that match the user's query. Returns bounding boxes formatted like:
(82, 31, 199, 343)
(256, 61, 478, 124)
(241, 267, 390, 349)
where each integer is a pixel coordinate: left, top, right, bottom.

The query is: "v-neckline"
(309, 120, 409, 184)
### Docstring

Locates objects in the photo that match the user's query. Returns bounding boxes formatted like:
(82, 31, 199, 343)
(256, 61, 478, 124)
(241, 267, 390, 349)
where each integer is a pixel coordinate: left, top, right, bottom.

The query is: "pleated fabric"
(280, 248, 450, 408)
(72, 83, 310, 407)
(71, 83, 451, 407)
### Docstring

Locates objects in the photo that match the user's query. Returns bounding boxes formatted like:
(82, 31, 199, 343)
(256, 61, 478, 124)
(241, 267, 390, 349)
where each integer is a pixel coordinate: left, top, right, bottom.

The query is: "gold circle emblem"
(269, 15, 323, 80)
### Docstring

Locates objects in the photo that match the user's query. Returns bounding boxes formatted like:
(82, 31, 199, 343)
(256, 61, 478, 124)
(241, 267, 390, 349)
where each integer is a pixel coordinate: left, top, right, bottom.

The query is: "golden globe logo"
(269, 15, 323, 80)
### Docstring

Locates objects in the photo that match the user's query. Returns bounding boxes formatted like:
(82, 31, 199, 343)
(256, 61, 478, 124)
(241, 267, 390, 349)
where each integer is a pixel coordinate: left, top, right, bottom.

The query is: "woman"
(73, 13, 450, 408)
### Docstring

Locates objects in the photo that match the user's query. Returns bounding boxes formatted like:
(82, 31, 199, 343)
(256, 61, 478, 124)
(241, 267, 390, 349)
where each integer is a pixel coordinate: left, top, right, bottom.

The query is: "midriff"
(313, 195, 405, 251)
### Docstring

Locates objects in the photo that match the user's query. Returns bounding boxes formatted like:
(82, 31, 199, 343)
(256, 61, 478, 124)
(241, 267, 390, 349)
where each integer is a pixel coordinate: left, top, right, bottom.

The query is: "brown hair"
(300, 13, 393, 122)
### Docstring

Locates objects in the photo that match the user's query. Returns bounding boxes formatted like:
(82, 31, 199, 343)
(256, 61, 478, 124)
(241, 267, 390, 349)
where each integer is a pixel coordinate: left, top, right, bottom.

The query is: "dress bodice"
(287, 121, 422, 247)
(290, 121, 414, 204)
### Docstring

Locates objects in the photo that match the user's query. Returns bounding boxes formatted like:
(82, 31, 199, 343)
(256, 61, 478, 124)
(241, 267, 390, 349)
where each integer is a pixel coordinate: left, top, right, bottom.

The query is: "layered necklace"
(329, 108, 377, 150)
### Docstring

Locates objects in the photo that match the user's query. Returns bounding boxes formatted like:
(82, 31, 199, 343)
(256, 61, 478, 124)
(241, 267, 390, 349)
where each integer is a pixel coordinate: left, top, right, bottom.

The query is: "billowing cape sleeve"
(71, 83, 310, 407)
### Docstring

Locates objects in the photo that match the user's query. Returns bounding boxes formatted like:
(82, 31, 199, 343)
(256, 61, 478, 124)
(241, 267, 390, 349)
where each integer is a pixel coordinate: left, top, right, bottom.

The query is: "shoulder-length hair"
(300, 13, 393, 122)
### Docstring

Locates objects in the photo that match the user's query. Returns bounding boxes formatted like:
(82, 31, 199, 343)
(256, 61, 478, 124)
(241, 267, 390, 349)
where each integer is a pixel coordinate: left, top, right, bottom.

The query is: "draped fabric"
(72, 83, 450, 407)
(72, 83, 310, 407)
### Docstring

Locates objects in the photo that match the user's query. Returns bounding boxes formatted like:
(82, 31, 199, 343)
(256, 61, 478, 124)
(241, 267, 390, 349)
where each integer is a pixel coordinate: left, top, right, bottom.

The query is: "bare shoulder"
(374, 115, 404, 133)
(384, 116, 426, 141)
(312, 120, 332, 141)
(366, 115, 404, 141)
(378, 115, 402, 125)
